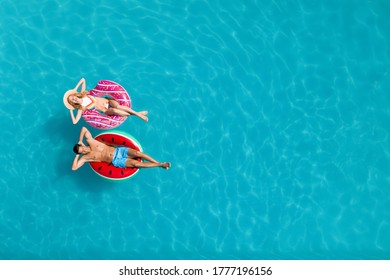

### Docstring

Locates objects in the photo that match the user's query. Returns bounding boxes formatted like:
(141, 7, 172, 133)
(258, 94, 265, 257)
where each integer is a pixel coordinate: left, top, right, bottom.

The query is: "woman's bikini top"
(81, 96, 96, 110)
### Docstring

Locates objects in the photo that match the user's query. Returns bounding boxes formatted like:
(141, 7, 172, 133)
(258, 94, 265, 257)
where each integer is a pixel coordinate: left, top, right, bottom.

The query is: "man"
(71, 127, 170, 171)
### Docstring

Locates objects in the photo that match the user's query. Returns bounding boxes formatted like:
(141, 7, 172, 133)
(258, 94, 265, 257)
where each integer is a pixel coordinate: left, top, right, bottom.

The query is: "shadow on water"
(71, 165, 115, 193)
(44, 115, 115, 193)
(44, 114, 77, 178)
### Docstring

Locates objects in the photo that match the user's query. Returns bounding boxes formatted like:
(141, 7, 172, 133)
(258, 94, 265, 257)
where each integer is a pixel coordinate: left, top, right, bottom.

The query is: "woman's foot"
(139, 111, 148, 122)
(139, 115, 148, 122)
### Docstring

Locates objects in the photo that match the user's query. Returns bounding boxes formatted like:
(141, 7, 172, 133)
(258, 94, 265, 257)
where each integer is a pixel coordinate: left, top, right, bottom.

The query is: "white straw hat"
(63, 89, 78, 110)
(63, 79, 86, 110)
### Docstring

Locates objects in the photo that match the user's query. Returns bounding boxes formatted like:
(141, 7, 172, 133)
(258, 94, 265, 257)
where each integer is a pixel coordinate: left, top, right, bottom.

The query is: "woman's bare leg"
(124, 107, 148, 122)
(106, 108, 129, 117)
(109, 100, 148, 122)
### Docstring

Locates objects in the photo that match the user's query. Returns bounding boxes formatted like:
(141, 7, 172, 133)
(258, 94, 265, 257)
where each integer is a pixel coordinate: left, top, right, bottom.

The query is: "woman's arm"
(70, 109, 83, 124)
(74, 77, 86, 92)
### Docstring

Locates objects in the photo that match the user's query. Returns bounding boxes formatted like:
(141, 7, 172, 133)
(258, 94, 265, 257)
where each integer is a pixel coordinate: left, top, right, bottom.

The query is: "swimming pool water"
(0, 0, 389, 259)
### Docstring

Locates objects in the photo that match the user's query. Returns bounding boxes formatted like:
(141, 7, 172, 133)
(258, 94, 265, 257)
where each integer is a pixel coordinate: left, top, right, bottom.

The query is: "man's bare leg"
(126, 159, 170, 170)
(127, 148, 159, 163)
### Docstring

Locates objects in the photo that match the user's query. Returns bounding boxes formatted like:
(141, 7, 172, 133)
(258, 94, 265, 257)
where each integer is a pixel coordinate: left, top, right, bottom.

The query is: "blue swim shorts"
(111, 147, 129, 168)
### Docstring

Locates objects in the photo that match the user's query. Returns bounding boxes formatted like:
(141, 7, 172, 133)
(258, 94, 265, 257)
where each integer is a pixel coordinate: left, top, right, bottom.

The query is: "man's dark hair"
(73, 144, 81, 154)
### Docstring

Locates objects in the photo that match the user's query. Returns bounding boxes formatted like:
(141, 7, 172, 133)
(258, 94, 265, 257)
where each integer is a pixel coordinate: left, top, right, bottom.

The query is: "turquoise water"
(0, 0, 389, 259)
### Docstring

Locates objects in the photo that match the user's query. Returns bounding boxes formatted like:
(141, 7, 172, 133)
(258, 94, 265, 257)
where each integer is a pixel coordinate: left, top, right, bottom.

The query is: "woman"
(63, 78, 148, 124)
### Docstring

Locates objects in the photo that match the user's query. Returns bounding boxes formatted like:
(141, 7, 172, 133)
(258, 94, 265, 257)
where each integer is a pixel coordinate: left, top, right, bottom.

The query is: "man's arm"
(72, 154, 88, 170)
(78, 127, 93, 145)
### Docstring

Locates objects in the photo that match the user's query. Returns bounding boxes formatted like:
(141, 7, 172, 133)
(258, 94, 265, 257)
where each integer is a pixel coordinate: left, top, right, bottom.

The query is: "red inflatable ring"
(89, 132, 143, 180)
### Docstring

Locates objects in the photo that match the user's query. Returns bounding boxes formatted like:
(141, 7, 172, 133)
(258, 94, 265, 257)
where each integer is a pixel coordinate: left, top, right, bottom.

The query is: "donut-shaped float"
(89, 132, 143, 180)
(82, 80, 132, 130)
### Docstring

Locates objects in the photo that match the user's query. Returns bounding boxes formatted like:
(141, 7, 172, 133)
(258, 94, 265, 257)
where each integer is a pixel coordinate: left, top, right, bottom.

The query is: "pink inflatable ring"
(82, 80, 132, 130)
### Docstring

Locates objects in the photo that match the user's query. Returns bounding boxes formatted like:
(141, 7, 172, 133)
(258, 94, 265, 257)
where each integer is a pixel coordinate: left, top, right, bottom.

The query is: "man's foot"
(161, 162, 171, 170)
